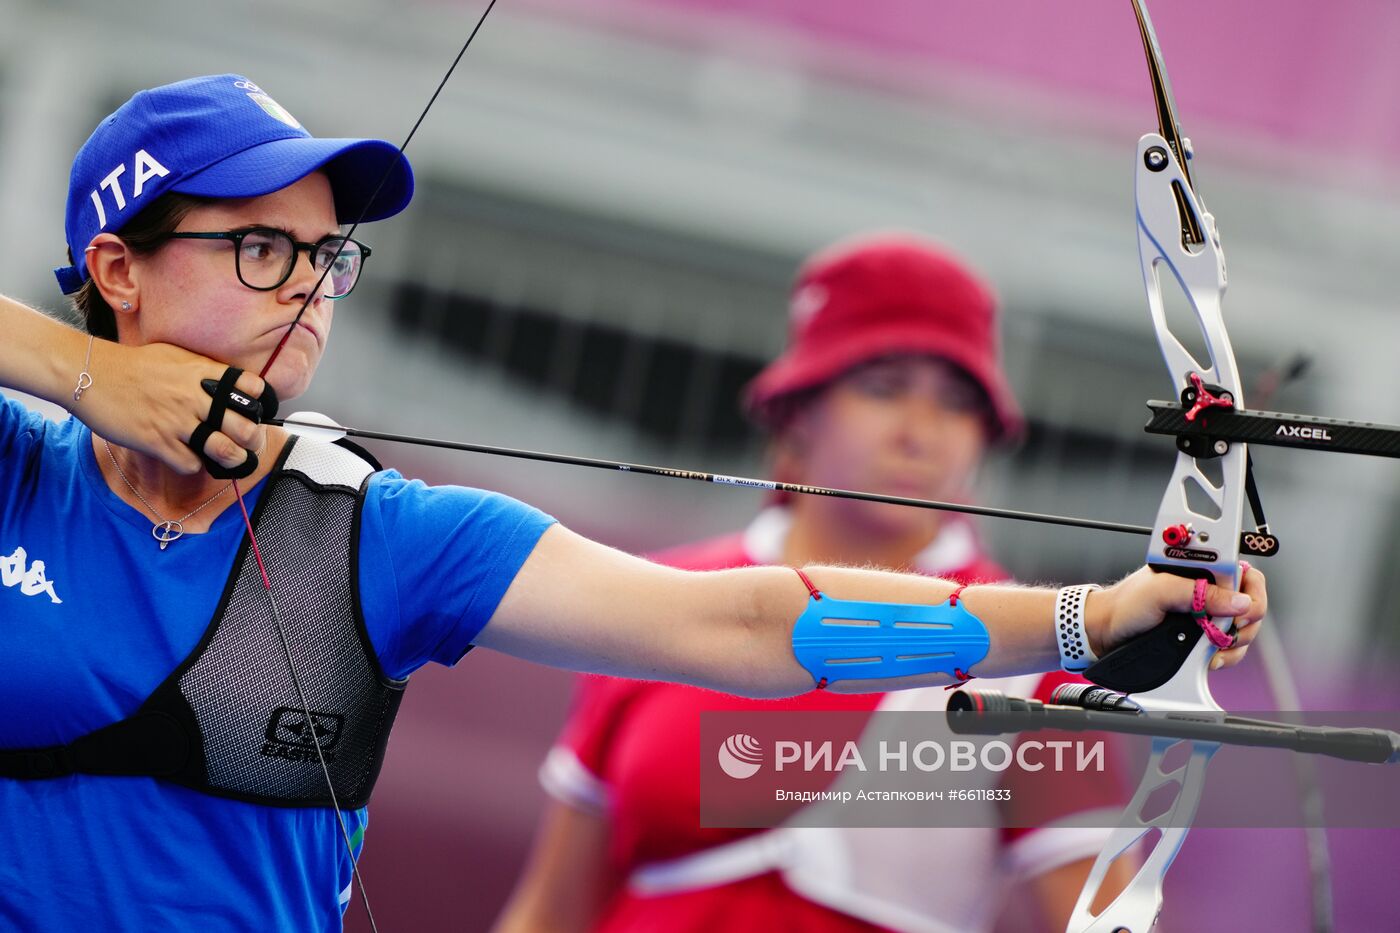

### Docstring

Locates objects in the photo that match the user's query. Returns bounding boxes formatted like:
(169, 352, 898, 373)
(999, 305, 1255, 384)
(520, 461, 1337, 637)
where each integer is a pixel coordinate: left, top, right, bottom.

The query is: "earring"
(120, 301, 132, 311)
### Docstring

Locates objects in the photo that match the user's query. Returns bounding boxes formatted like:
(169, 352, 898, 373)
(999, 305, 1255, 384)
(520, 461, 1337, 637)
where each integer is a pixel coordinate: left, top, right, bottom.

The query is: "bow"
(951, 3, 1399, 930)
(1052, 3, 1250, 927)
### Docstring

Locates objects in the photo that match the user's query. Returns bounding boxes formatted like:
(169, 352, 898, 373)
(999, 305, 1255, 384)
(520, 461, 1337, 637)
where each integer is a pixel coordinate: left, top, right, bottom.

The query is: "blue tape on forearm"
(791, 593, 990, 687)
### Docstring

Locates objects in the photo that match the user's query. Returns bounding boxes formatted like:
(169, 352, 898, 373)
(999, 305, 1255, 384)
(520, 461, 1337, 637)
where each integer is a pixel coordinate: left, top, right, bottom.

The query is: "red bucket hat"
(744, 232, 1024, 443)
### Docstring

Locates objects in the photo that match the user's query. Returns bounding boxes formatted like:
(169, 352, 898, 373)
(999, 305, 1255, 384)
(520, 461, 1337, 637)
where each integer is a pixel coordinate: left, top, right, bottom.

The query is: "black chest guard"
(0, 437, 407, 809)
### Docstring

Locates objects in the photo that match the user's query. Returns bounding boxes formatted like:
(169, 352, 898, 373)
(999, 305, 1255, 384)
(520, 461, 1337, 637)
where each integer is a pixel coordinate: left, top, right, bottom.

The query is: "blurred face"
(125, 172, 339, 400)
(777, 355, 990, 536)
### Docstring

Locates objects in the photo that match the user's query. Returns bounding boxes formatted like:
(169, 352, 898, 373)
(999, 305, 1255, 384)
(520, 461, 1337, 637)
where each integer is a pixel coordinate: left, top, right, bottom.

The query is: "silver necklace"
(103, 439, 233, 550)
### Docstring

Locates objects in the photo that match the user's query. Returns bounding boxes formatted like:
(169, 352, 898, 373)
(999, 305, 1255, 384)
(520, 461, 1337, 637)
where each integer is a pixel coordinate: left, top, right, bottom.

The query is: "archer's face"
(779, 356, 990, 535)
(124, 172, 339, 401)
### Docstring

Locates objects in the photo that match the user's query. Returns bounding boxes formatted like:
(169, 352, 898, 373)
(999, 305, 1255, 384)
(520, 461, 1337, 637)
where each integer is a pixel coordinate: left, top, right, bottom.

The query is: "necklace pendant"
(153, 520, 184, 550)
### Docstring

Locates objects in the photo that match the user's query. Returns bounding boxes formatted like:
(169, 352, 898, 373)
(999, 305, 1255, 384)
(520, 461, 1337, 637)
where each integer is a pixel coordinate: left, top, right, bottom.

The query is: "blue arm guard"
(791, 589, 990, 688)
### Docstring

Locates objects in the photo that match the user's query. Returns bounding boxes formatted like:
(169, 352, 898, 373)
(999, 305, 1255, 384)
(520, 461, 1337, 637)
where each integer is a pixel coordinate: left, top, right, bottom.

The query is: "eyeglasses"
(162, 227, 371, 299)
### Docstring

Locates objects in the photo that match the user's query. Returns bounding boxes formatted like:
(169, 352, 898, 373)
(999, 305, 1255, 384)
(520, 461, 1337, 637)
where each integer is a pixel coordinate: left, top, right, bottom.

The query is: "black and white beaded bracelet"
(1055, 584, 1102, 672)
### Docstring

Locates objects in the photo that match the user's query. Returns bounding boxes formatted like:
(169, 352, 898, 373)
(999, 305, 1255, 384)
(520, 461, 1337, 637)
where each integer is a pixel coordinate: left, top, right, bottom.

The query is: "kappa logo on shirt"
(0, 546, 62, 604)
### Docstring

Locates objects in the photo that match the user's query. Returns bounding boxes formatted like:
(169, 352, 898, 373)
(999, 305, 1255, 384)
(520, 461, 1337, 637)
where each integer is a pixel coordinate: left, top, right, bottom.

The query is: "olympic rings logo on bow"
(1243, 533, 1279, 556)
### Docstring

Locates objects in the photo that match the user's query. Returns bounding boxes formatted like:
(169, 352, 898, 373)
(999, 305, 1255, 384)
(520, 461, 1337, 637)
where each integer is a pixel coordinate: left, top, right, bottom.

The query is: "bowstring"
(223, 2, 502, 929)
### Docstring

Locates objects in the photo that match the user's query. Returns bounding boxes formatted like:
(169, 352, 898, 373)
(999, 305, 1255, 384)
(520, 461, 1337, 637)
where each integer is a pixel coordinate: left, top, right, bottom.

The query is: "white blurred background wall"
(2, 0, 1397, 929)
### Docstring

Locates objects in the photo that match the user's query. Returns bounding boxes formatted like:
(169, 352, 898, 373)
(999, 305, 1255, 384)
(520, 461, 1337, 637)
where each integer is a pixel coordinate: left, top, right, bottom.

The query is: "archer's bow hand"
(1089, 564, 1268, 671)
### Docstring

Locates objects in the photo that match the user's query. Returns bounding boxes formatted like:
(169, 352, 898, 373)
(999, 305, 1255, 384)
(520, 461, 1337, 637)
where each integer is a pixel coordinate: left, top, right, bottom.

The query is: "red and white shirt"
(543, 508, 1126, 933)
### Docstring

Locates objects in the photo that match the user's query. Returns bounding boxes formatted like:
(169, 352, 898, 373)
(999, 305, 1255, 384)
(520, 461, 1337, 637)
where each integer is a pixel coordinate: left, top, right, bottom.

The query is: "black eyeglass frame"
(161, 227, 372, 299)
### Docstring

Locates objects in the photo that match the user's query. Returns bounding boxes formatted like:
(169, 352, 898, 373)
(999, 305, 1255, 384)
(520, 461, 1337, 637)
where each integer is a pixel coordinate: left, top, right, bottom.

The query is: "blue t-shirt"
(0, 392, 554, 931)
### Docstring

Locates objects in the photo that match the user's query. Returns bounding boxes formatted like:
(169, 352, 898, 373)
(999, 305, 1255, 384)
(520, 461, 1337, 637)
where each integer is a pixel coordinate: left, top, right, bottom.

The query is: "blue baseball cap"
(56, 73, 414, 294)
